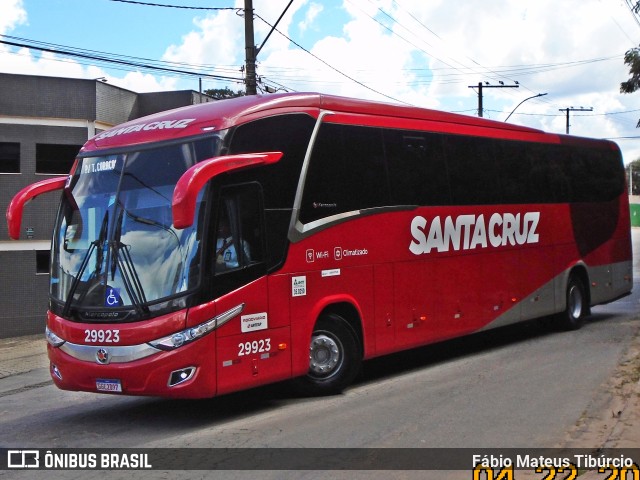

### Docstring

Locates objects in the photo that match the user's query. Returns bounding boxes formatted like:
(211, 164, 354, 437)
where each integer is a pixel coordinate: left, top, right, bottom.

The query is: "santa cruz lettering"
(409, 212, 540, 255)
(95, 118, 196, 140)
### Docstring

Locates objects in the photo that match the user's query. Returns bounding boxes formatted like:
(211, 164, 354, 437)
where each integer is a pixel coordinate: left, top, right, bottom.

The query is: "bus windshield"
(51, 137, 219, 316)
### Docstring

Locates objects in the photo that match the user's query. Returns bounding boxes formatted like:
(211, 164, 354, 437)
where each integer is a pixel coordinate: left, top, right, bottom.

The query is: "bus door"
(209, 185, 292, 395)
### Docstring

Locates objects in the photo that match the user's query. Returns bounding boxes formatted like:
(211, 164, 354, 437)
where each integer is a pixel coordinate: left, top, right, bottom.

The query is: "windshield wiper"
(62, 211, 109, 317)
(111, 208, 149, 316)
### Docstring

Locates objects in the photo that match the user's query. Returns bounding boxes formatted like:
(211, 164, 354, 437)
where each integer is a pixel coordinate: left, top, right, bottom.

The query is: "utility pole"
(244, 0, 257, 95)
(243, 0, 293, 95)
(468, 82, 519, 117)
(558, 107, 593, 134)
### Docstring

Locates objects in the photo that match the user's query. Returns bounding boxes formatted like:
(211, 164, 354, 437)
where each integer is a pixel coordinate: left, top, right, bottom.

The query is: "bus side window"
(443, 135, 501, 206)
(495, 140, 535, 204)
(300, 123, 389, 224)
(546, 145, 572, 203)
(384, 130, 450, 206)
(567, 147, 624, 202)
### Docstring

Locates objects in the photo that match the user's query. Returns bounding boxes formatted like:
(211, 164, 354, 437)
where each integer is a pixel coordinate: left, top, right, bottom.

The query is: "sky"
(3, 0, 640, 163)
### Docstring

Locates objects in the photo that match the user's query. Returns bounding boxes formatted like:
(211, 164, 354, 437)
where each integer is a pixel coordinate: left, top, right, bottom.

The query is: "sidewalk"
(562, 320, 640, 479)
(0, 333, 50, 396)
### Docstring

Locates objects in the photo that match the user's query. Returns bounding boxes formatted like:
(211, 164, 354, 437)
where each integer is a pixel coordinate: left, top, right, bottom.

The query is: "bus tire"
(293, 313, 362, 396)
(557, 275, 587, 331)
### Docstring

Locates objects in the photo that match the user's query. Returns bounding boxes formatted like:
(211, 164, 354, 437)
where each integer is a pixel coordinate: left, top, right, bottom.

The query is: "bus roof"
(81, 92, 603, 153)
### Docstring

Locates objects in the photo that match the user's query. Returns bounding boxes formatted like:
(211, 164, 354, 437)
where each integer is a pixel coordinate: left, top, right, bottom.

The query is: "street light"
(504, 93, 548, 122)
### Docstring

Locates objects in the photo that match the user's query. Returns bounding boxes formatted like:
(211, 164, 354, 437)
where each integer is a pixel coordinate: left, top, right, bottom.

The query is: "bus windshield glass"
(51, 137, 220, 315)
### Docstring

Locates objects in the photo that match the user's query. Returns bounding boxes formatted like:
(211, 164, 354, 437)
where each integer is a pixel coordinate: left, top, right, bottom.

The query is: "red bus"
(6, 93, 633, 398)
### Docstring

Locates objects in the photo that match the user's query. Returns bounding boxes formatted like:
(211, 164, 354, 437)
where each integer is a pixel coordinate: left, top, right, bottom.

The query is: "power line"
(107, 0, 238, 11)
(625, 0, 640, 29)
(0, 35, 244, 82)
(486, 108, 640, 118)
(253, 13, 410, 105)
(374, 0, 526, 92)
(255, 0, 616, 94)
(254, 55, 621, 91)
(105, 1, 389, 98)
(344, 0, 463, 73)
(1, 34, 240, 73)
(350, 0, 521, 98)
(391, 0, 442, 41)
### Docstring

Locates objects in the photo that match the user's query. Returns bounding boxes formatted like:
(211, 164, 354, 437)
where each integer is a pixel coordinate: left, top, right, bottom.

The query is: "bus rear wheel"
(293, 314, 361, 396)
(557, 275, 587, 331)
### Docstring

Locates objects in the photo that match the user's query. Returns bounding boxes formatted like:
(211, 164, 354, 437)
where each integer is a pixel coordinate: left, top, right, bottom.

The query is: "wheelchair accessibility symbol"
(105, 287, 121, 307)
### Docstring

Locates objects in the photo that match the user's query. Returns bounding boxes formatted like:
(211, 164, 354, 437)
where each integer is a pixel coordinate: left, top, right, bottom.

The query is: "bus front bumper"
(46, 333, 217, 399)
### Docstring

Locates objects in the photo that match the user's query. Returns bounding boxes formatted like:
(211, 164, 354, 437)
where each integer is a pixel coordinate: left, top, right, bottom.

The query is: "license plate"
(96, 378, 122, 393)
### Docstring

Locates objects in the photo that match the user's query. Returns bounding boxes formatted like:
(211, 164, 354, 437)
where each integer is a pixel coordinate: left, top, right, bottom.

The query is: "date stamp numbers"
(473, 463, 639, 480)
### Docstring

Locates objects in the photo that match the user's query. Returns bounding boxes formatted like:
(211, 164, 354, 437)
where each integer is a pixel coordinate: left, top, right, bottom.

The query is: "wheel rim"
(309, 332, 343, 379)
(568, 284, 583, 319)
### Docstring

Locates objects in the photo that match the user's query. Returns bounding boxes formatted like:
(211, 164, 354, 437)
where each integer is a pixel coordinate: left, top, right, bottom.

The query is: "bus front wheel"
(294, 314, 362, 396)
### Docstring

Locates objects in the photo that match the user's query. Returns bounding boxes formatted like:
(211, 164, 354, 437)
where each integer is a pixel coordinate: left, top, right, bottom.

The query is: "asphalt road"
(1, 230, 639, 480)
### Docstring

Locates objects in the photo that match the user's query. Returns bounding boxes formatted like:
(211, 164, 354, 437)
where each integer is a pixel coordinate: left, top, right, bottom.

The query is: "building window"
(36, 143, 81, 174)
(0, 142, 20, 173)
(36, 250, 50, 274)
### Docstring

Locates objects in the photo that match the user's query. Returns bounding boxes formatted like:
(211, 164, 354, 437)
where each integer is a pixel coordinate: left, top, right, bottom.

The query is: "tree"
(625, 159, 640, 195)
(621, 47, 640, 93)
(621, 46, 640, 127)
(204, 87, 245, 100)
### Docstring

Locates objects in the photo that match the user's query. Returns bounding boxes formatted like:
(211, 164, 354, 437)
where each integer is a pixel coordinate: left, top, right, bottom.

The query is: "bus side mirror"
(172, 151, 282, 229)
(6, 176, 68, 240)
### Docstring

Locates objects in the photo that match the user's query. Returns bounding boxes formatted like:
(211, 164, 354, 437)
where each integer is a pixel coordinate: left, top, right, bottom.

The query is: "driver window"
(214, 186, 264, 275)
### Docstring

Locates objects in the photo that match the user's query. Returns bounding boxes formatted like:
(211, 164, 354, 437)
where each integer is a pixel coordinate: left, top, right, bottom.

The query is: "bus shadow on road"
(62, 313, 614, 433)
(50, 312, 621, 438)
(354, 311, 619, 388)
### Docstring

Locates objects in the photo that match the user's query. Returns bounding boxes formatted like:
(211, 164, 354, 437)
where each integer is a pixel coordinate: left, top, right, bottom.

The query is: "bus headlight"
(149, 320, 216, 350)
(148, 303, 244, 351)
(45, 327, 65, 347)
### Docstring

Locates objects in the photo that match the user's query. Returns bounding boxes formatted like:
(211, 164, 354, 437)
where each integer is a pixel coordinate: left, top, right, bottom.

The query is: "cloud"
(117, 71, 178, 93)
(162, 12, 243, 69)
(298, 2, 324, 33)
(0, 0, 27, 34)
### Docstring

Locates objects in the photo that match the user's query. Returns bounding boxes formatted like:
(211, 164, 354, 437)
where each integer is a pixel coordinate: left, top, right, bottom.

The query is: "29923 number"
(238, 338, 271, 357)
(84, 329, 120, 343)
